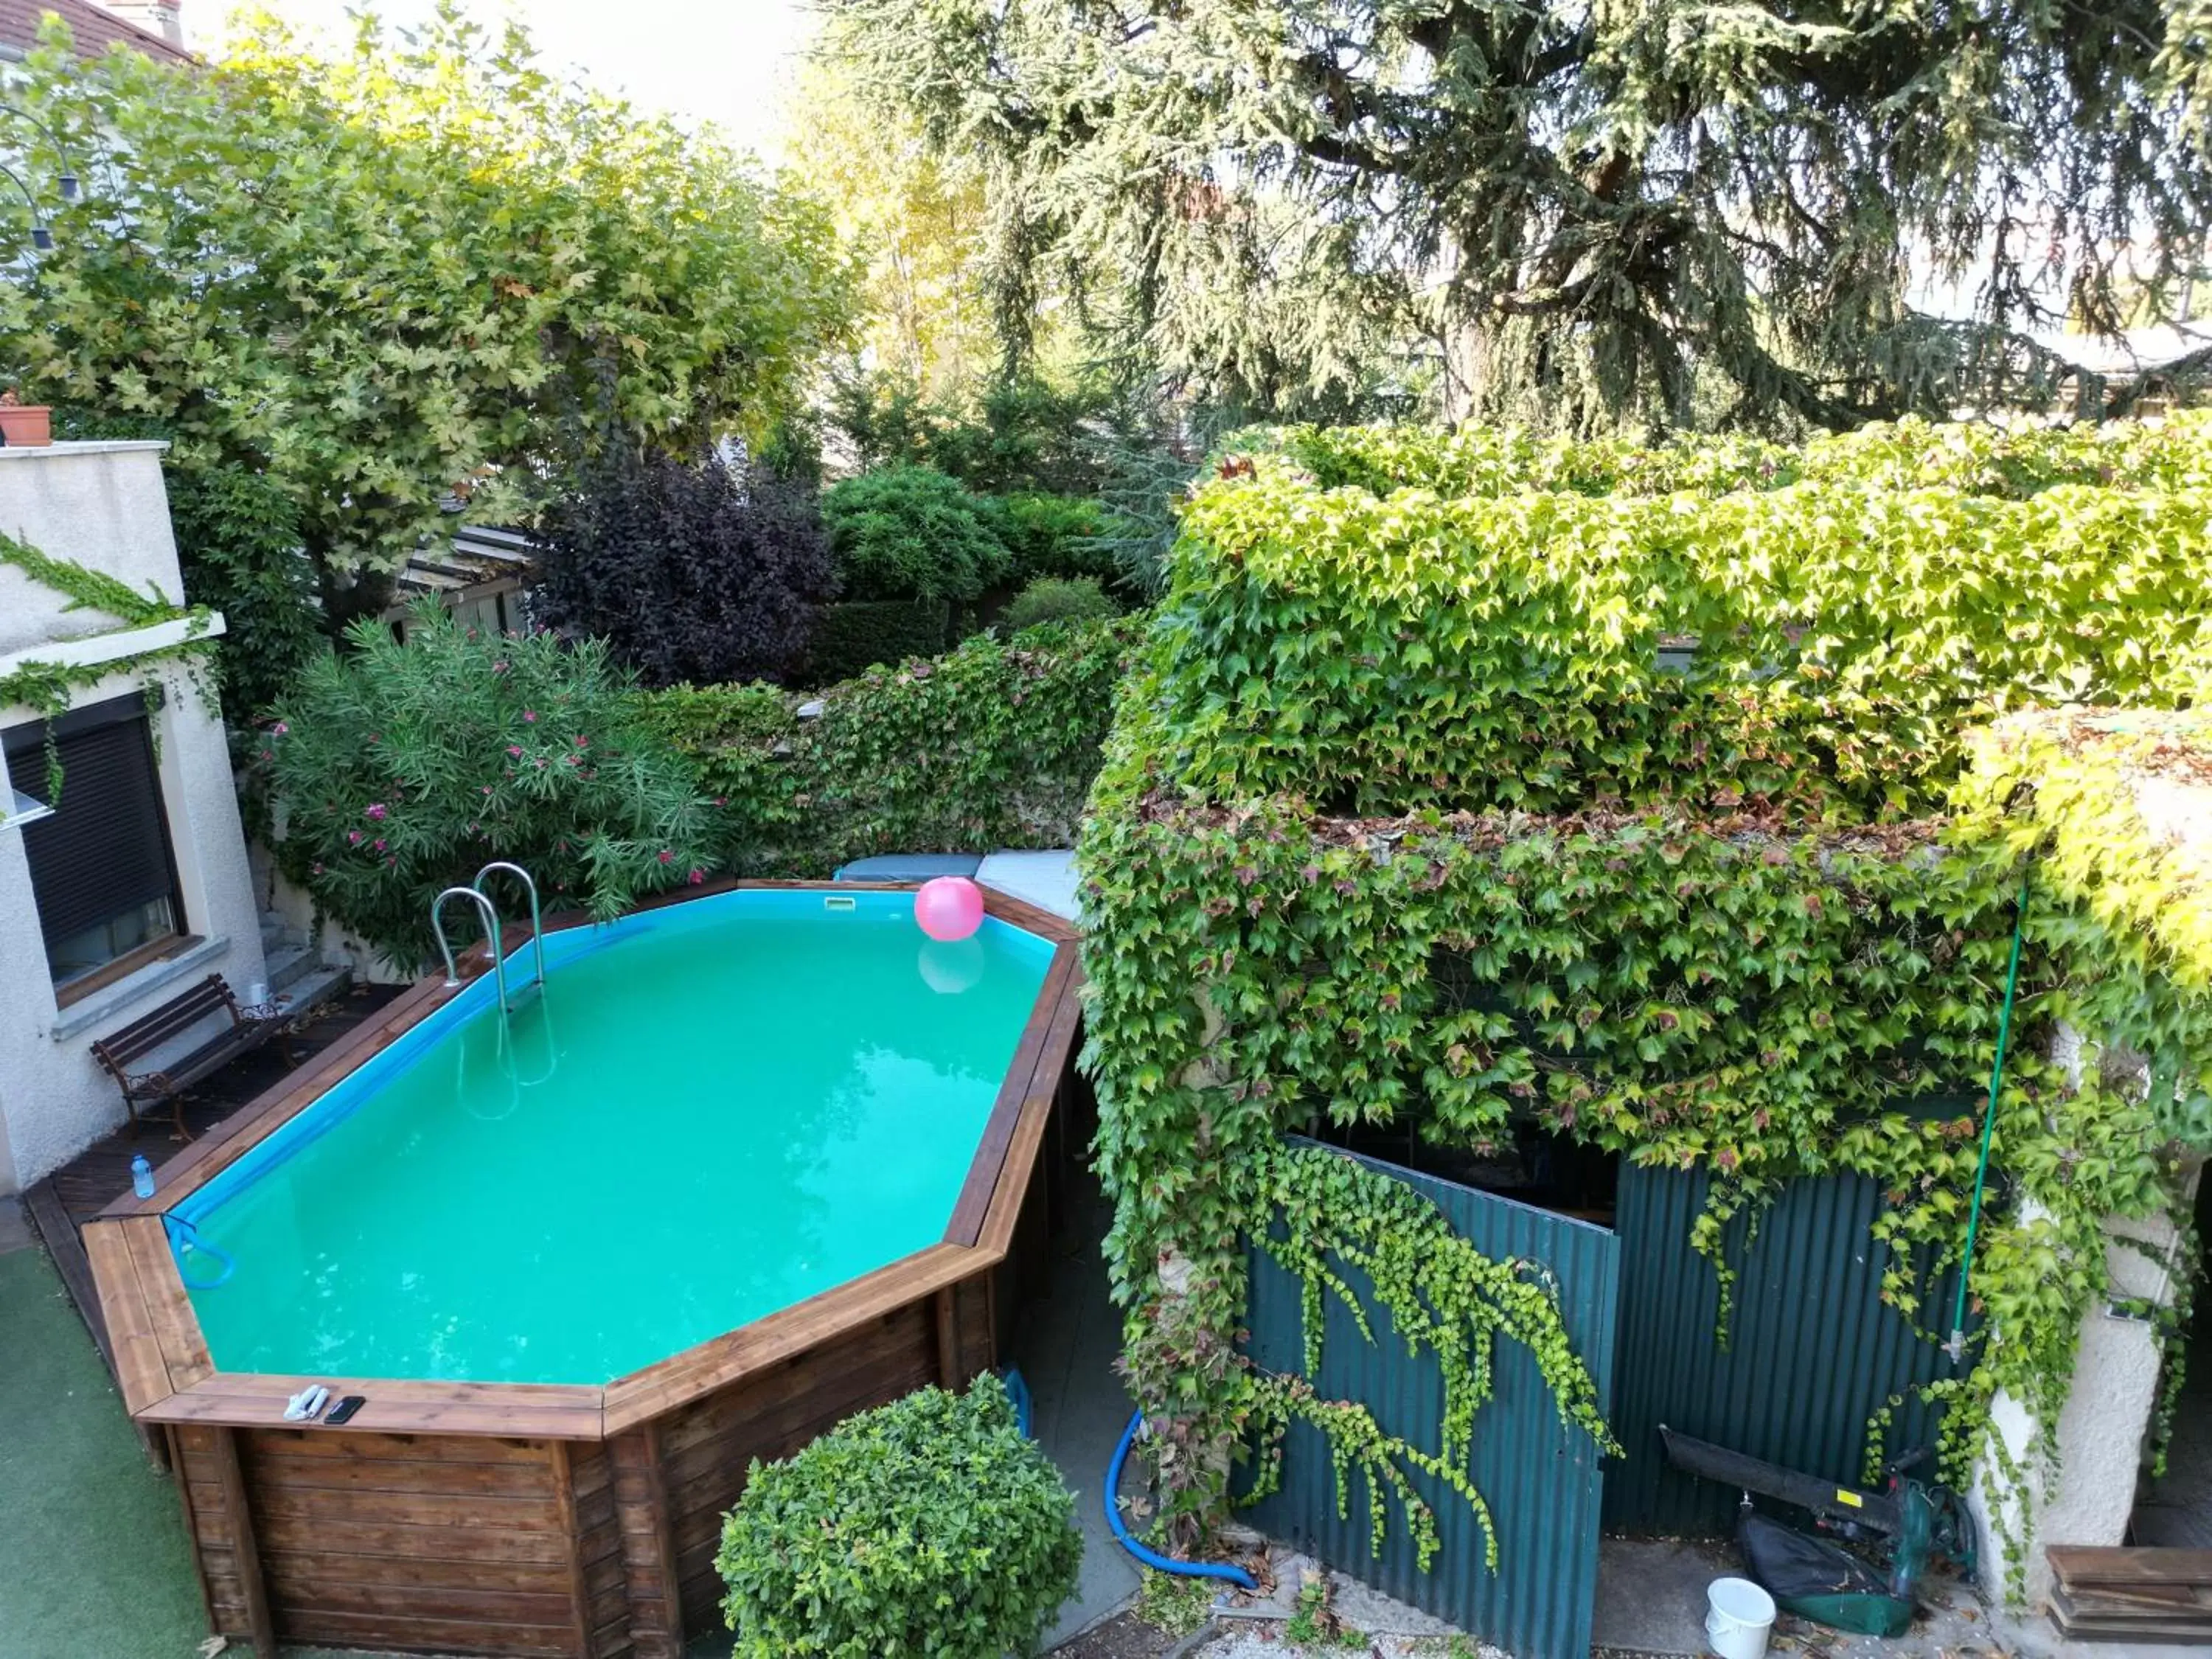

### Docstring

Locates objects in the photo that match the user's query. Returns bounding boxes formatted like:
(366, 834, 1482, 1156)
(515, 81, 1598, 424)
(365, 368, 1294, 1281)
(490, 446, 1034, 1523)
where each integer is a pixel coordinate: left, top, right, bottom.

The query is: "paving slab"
(1012, 1178, 1144, 1645)
(980, 849, 1082, 922)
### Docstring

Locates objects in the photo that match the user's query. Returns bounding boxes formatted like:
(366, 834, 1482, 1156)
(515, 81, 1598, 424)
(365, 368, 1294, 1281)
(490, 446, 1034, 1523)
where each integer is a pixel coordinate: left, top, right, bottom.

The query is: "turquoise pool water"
(174, 890, 1052, 1385)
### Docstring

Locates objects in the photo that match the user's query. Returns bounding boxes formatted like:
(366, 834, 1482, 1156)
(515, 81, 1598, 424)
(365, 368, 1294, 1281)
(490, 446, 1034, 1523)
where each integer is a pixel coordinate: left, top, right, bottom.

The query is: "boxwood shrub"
(1002, 575, 1119, 633)
(716, 1376, 1079, 1659)
(983, 491, 1118, 585)
(821, 463, 1011, 604)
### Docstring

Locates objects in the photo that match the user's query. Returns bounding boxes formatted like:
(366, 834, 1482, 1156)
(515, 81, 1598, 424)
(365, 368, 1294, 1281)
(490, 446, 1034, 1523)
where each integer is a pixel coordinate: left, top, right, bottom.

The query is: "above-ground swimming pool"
(177, 887, 1052, 1384)
(88, 879, 1083, 1659)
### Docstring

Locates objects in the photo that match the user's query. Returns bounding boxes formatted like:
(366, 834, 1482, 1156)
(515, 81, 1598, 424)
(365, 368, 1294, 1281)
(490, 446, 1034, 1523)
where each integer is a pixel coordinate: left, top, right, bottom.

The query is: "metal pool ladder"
(430, 860, 547, 1014)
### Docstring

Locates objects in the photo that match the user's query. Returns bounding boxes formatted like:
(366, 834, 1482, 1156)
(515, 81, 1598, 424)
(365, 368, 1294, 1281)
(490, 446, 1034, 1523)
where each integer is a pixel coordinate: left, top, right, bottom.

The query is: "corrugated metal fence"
(1244, 1147, 1619, 1659)
(1604, 1163, 1962, 1536)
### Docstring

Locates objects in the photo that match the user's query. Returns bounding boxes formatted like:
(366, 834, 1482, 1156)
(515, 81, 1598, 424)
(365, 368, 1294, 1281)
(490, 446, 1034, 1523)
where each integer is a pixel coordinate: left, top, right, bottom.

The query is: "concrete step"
(263, 943, 319, 995)
(271, 964, 349, 1023)
(260, 908, 306, 947)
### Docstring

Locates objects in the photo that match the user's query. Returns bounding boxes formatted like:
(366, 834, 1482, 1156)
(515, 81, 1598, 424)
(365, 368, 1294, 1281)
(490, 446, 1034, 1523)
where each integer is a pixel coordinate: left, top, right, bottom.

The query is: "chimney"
(97, 1, 184, 47)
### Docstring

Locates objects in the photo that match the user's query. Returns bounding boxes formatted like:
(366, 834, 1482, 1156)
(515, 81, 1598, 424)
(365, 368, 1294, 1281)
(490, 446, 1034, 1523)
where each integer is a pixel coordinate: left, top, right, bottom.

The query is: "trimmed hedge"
(642, 614, 1143, 877)
(1138, 460, 2212, 819)
(1262, 409, 2212, 500)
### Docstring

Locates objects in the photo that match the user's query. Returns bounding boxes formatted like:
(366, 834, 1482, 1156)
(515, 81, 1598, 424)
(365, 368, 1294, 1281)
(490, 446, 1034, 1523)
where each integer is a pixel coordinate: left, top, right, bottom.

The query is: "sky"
(200, 1, 817, 155)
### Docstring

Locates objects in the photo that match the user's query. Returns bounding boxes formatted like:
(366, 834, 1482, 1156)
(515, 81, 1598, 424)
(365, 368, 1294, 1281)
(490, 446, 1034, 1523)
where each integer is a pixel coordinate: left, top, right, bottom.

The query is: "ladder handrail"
(473, 860, 546, 991)
(431, 885, 510, 1012)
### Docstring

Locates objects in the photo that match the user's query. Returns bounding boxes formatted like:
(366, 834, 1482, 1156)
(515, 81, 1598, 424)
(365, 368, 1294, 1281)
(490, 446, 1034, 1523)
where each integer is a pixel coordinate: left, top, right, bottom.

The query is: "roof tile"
(0, 0, 193, 65)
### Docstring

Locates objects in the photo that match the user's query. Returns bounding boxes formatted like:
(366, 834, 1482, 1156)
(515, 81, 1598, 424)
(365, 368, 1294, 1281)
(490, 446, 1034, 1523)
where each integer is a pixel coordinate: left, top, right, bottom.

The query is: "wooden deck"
(25, 984, 406, 1387)
(76, 881, 1084, 1659)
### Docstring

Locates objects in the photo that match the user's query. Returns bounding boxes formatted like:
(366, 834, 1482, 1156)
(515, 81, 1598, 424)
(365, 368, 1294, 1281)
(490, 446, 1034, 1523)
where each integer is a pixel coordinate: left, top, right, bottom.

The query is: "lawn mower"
(1660, 1425, 1978, 1638)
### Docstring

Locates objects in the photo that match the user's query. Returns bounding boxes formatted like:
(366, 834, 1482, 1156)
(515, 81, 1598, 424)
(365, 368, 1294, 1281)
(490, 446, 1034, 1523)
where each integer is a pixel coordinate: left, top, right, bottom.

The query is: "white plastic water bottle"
(131, 1153, 154, 1200)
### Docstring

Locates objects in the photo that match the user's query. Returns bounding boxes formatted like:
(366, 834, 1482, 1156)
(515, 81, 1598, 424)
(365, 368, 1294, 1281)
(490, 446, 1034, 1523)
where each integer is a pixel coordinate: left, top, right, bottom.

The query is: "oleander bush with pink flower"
(267, 602, 715, 967)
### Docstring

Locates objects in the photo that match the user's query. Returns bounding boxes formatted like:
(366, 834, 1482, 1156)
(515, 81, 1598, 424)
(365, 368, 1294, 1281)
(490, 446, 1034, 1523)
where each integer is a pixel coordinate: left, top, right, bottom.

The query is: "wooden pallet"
(2047, 1546, 2212, 1642)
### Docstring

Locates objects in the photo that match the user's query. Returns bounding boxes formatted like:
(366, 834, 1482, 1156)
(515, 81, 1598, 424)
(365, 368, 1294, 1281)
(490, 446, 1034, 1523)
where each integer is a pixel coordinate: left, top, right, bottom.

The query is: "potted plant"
(0, 389, 52, 447)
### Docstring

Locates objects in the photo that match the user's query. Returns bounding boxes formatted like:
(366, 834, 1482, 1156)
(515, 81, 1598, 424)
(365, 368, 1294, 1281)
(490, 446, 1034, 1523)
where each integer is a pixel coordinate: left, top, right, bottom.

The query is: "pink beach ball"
(914, 875, 985, 942)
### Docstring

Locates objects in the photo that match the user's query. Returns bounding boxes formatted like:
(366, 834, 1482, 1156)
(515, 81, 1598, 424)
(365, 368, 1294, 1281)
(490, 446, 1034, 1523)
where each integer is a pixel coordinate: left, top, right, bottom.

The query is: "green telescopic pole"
(1948, 873, 2031, 1367)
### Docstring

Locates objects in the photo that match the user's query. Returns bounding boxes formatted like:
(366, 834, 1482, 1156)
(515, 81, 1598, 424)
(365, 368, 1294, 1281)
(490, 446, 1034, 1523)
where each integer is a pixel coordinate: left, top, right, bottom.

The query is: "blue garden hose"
(1105, 1409, 1259, 1589)
(164, 1215, 235, 1291)
(1000, 1366, 1034, 1438)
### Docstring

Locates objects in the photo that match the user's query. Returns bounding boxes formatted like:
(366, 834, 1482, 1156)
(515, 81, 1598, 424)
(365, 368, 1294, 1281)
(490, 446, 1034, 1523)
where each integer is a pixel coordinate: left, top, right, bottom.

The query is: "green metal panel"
(1244, 1144, 1618, 1659)
(1604, 1164, 1962, 1536)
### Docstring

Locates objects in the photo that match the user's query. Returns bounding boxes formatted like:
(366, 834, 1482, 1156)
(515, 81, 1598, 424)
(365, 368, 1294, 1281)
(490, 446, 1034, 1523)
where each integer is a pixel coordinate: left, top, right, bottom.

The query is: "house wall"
(0, 442, 265, 1194)
(1968, 1176, 2197, 1607)
(0, 442, 190, 653)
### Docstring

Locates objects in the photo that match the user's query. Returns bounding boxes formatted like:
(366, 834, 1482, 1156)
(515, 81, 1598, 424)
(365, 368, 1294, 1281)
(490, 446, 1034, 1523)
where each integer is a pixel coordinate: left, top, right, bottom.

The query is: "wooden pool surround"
(86, 880, 1085, 1659)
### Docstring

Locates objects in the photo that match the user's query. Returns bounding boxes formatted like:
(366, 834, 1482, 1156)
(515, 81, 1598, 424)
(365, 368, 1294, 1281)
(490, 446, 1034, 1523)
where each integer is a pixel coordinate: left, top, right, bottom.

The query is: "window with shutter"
(1, 690, 187, 995)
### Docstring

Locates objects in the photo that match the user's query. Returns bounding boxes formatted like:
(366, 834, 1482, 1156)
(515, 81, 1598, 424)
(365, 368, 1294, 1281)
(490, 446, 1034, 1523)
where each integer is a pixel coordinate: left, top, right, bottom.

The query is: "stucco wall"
(1968, 1220, 2175, 1605)
(0, 444, 265, 1195)
(1966, 1023, 2198, 1606)
(0, 441, 185, 654)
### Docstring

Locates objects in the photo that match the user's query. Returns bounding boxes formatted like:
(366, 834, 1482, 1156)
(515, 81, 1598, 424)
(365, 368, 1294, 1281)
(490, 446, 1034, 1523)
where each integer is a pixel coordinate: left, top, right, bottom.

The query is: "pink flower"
(712, 796, 726, 807)
(481, 785, 493, 796)
(258, 749, 273, 762)
(347, 830, 363, 844)
(365, 804, 387, 821)
(507, 745, 523, 758)
(687, 868, 705, 885)
(271, 721, 289, 737)
(522, 709, 538, 723)
(311, 862, 324, 875)
(492, 660, 509, 675)
(658, 849, 674, 864)
(573, 734, 588, 748)
(373, 838, 386, 853)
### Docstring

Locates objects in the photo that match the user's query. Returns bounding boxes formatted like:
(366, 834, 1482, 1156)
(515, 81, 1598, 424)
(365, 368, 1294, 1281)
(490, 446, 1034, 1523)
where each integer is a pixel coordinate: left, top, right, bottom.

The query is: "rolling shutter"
(1, 691, 181, 954)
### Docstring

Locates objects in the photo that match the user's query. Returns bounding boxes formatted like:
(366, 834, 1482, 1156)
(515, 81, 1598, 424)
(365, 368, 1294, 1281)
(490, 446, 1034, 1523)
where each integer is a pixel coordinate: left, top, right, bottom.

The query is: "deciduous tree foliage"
(0, 6, 853, 617)
(781, 58, 1000, 400)
(823, 0, 2212, 430)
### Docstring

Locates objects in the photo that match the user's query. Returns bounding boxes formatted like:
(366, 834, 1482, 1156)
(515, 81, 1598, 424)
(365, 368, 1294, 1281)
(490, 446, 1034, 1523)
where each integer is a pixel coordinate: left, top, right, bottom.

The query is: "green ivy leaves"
(1081, 414, 2212, 1586)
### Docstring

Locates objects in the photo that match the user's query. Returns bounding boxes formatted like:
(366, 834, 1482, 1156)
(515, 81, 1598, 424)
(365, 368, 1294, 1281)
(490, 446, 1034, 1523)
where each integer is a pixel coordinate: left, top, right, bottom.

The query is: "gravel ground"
(1191, 1630, 1500, 1659)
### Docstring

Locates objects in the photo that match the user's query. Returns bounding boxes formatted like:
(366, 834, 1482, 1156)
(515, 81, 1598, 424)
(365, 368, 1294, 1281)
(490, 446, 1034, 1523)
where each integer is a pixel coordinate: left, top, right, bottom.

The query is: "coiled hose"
(1104, 1409, 1258, 1588)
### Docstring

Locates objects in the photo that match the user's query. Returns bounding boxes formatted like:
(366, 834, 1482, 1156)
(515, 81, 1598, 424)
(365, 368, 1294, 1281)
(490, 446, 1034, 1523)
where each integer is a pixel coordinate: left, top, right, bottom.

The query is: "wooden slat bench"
(90, 973, 290, 1139)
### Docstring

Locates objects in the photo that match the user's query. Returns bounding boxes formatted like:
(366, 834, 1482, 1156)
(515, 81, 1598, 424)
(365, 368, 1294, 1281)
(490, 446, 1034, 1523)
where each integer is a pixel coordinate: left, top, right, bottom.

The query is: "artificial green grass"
(0, 1243, 205, 1659)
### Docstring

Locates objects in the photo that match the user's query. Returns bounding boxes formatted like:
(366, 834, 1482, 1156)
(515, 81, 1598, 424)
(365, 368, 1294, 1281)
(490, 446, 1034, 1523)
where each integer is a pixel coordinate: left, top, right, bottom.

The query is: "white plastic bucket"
(1705, 1576, 1775, 1659)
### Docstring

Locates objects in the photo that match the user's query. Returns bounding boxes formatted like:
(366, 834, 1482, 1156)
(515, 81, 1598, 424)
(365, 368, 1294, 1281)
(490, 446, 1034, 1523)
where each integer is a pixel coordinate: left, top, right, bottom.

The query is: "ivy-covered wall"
(639, 614, 1143, 878)
(1261, 409, 2212, 501)
(1079, 420, 2212, 1593)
